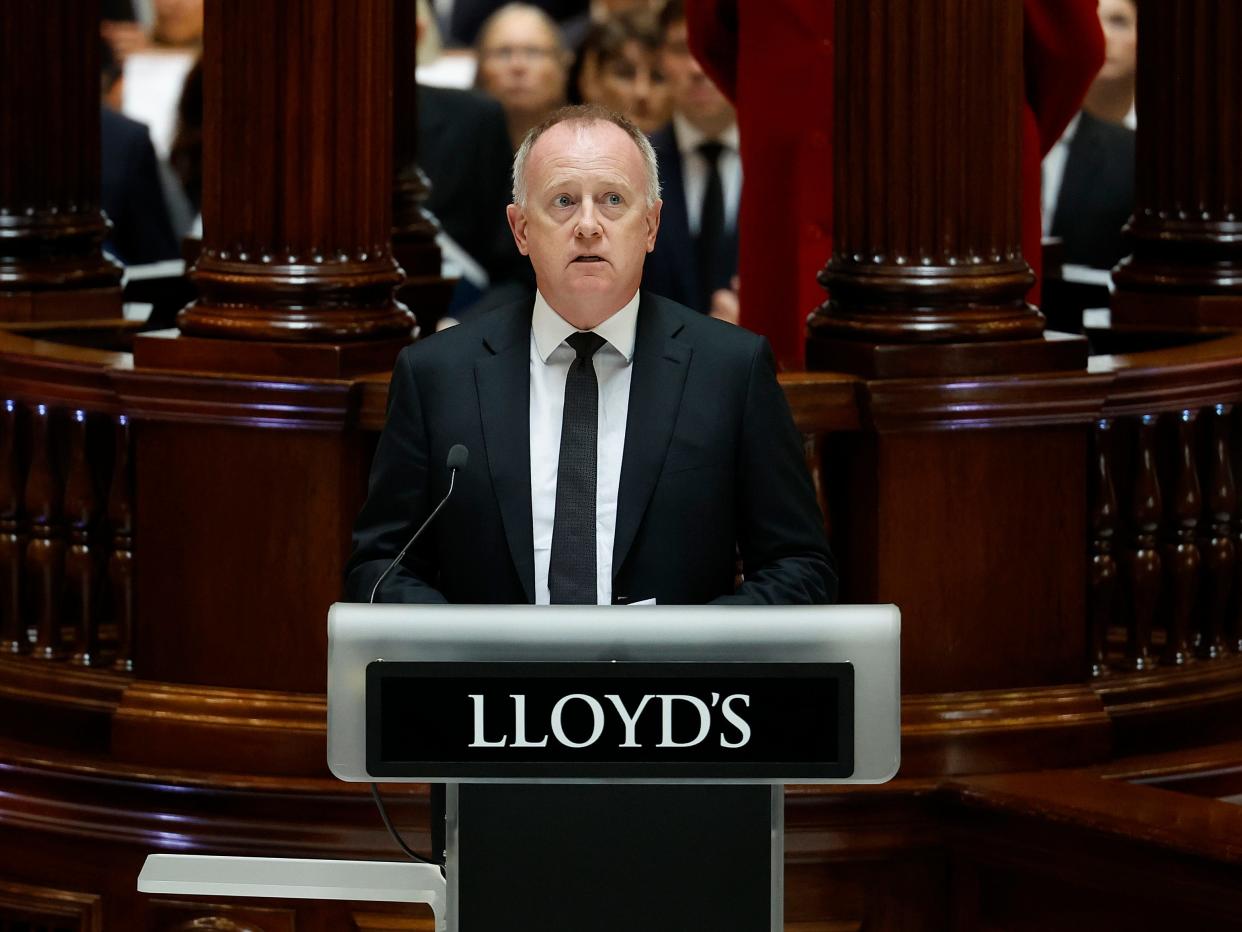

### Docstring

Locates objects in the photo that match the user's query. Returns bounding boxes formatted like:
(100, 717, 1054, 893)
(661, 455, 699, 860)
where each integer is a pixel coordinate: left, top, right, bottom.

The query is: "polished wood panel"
(824, 425, 1088, 695)
(1113, 0, 1242, 326)
(0, 0, 122, 322)
(132, 420, 368, 691)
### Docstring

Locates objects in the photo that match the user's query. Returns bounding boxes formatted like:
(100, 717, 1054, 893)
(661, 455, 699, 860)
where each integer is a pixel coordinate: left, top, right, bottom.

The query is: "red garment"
(686, 0, 1104, 370)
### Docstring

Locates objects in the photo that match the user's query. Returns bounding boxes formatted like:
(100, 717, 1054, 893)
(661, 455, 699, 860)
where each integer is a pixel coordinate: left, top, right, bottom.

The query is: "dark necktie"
(548, 331, 607, 605)
(696, 140, 726, 313)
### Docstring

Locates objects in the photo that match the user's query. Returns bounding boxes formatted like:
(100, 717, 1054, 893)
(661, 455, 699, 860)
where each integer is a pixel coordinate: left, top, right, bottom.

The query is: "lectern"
(141, 604, 900, 931)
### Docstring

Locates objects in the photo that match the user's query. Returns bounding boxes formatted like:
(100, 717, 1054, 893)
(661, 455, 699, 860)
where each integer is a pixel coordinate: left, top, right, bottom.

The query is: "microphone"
(368, 444, 469, 604)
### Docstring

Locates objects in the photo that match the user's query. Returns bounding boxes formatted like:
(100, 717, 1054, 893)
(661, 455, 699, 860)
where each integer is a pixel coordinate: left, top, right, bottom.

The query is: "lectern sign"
(366, 661, 854, 779)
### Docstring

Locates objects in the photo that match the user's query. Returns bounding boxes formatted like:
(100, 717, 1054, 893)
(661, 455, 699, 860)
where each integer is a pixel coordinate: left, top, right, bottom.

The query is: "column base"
(1111, 290, 1242, 329)
(132, 329, 410, 378)
(0, 286, 122, 323)
(806, 331, 1088, 379)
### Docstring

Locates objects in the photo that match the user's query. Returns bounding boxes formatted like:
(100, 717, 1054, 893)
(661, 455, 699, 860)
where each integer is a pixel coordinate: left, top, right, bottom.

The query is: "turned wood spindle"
(25, 405, 64, 660)
(1089, 418, 1119, 677)
(64, 410, 99, 667)
(1162, 410, 1201, 665)
(1200, 403, 1235, 661)
(1128, 414, 1162, 670)
(109, 414, 135, 674)
(0, 400, 26, 654)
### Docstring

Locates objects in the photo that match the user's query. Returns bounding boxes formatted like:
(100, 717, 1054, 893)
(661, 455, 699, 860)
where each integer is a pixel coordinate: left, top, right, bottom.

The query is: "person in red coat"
(685, 0, 1105, 370)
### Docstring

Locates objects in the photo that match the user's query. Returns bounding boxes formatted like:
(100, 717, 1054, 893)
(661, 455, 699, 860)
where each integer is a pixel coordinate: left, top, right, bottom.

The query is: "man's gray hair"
(511, 105, 662, 208)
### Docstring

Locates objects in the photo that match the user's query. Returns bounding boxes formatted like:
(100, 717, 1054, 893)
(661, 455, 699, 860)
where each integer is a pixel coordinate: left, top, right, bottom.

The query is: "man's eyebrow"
(541, 173, 636, 193)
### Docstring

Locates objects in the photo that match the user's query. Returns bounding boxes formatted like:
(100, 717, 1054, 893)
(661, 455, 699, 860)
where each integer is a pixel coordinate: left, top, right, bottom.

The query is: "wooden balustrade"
(1086, 404, 1242, 675)
(0, 396, 134, 671)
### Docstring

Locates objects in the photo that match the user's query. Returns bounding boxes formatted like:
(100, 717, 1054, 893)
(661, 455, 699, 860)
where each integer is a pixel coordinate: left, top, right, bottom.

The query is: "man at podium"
(346, 105, 835, 607)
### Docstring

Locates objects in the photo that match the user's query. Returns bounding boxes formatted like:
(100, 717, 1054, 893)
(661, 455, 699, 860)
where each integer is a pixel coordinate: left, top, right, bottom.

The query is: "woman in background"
(569, 10, 671, 134)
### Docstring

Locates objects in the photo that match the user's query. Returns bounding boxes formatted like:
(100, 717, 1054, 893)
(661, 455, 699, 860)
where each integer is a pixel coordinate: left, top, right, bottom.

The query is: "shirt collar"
(532, 289, 640, 364)
(672, 111, 740, 158)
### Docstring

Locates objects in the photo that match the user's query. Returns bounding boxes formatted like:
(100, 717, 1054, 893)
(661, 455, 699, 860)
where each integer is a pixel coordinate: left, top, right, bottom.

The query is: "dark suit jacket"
(641, 125, 739, 314)
(345, 291, 836, 606)
(416, 84, 530, 289)
(101, 107, 180, 265)
(1050, 111, 1136, 270)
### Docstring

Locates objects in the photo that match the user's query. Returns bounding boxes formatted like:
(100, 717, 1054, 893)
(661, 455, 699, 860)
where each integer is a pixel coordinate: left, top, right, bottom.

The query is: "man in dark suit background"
(1044, 110, 1136, 269)
(417, 83, 531, 292)
(640, 0, 739, 317)
(346, 104, 834, 607)
(99, 40, 180, 265)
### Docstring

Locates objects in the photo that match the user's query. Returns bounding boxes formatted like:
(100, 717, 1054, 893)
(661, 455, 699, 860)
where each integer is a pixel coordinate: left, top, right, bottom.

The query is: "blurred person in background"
(102, 0, 203, 63)
(1042, 0, 1137, 269)
(100, 41, 181, 265)
(448, 0, 585, 47)
(169, 58, 203, 226)
(640, 0, 739, 319)
(568, 10, 670, 134)
(413, 0, 534, 311)
(687, 0, 1103, 368)
(475, 3, 572, 149)
(1082, 0, 1137, 127)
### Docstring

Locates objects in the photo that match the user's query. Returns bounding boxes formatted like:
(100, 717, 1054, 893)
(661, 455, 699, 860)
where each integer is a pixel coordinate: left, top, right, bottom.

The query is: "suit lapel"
(654, 129, 699, 305)
(475, 305, 536, 603)
(1052, 114, 1106, 237)
(613, 294, 691, 576)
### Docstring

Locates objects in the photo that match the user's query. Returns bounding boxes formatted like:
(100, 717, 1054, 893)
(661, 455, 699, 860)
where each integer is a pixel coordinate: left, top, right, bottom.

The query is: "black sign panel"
(366, 661, 853, 779)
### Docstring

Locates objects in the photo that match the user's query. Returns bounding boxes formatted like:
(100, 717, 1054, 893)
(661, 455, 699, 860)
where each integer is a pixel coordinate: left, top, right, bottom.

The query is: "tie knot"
(698, 140, 724, 166)
(566, 331, 606, 361)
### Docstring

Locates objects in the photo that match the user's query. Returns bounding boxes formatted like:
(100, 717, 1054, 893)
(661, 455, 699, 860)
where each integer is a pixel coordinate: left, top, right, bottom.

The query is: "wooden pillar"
(135, 0, 415, 377)
(0, 0, 123, 322)
(1111, 0, 1242, 327)
(807, 0, 1085, 378)
(392, 0, 452, 336)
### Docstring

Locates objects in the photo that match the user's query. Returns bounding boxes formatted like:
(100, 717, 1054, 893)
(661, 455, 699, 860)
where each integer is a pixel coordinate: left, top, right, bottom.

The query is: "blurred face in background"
(660, 19, 733, 132)
(477, 8, 569, 124)
(591, 40, 670, 134)
(153, 0, 203, 46)
(1097, 0, 1137, 82)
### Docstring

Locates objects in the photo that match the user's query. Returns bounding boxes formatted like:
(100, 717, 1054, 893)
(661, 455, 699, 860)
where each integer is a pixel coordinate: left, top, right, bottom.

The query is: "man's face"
(507, 121, 661, 323)
(1097, 0, 1137, 82)
(477, 9, 569, 121)
(660, 19, 732, 129)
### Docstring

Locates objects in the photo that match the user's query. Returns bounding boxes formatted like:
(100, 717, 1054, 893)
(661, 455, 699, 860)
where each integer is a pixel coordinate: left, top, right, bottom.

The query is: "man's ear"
(507, 203, 530, 255)
(645, 198, 662, 252)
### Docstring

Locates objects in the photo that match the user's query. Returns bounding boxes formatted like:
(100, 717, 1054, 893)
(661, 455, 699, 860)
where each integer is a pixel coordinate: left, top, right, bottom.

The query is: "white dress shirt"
(1041, 111, 1082, 236)
(672, 112, 742, 236)
(530, 289, 638, 605)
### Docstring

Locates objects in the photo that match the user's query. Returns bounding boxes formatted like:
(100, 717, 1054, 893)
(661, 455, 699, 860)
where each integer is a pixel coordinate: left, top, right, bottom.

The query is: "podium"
(141, 604, 900, 931)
